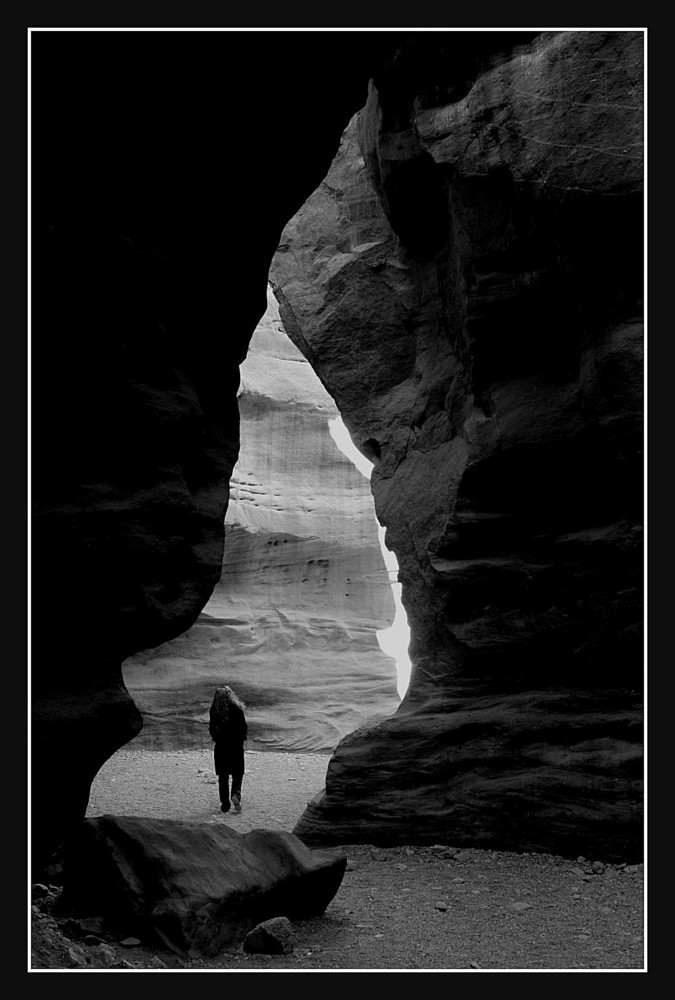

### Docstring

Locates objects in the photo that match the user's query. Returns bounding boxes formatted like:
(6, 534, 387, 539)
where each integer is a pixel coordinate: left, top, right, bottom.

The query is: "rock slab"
(56, 815, 346, 957)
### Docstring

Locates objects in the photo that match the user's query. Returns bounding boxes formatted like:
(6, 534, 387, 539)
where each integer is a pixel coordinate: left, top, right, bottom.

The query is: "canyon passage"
(31, 28, 643, 906)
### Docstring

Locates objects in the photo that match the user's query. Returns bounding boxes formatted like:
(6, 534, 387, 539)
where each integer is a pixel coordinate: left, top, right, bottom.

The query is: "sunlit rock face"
(123, 288, 399, 752)
(271, 30, 644, 860)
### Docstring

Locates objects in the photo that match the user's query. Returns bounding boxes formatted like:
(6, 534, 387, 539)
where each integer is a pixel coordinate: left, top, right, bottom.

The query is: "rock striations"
(31, 30, 386, 870)
(270, 30, 644, 860)
(31, 31, 643, 873)
(123, 287, 399, 752)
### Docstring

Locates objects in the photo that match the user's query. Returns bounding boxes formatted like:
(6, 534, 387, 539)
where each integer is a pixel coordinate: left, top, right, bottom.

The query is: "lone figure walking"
(209, 685, 247, 814)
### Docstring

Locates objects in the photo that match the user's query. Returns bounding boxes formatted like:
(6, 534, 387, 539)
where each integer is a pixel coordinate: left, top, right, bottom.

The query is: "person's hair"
(211, 685, 246, 718)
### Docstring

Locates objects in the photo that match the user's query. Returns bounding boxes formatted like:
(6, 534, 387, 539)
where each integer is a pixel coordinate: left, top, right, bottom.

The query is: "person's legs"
(231, 753, 244, 812)
(231, 772, 242, 812)
(218, 772, 231, 812)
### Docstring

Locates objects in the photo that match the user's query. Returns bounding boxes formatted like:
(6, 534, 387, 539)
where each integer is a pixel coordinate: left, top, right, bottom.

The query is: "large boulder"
(55, 815, 346, 957)
(270, 30, 644, 859)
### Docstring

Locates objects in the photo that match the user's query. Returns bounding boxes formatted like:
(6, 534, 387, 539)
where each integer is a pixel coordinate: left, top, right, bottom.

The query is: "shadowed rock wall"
(30, 29, 397, 870)
(270, 30, 644, 859)
(31, 29, 643, 870)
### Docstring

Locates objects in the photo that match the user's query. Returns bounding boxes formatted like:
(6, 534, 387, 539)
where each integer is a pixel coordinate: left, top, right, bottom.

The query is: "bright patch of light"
(328, 417, 412, 699)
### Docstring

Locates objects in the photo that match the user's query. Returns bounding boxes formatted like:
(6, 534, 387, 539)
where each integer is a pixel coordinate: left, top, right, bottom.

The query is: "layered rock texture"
(30, 30, 389, 869)
(123, 288, 398, 751)
(270, 30, 644, 859)
(31, 30, 643, 872)
(56, 816, 345, 956)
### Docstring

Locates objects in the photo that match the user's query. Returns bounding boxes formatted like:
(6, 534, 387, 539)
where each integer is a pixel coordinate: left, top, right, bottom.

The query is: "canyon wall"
(123, 287, 399, 752)
(30, 30, 389, 869)
(31, 30, 643, 870)
(270, 30, 644, 859)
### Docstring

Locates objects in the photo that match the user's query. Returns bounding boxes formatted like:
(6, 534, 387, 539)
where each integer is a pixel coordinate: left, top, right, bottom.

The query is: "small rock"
(66, 946, 88, 968)
(113, 959, 136, 969)
(469, 962, 481, 969)
(404, 848, 416, 857)
(570, 867, 585, 876)
(430, 845, 449, 854)
(434, 900, 448, 911)
(374, 933, 384, 939)
(371, 850, 388, 862)
(31, 883, 51, 900)
(577, 856, 587, 864)
(452, 877, 465, 884)
(511, 901, 532, 913)
(243, 916, 294, 955)
(395, 863, 408, 870)
(147, 956, 168, 969)
(74, 916, 106, 935)
(84, 934, 106, 946)
(346, 860, 359, 871)
(581, 875, 593, 882)
(600, 907, 612, 915)
(591, 861, 605, 874)
(120, 936, 141, 948)
(89, 943, 117, 968)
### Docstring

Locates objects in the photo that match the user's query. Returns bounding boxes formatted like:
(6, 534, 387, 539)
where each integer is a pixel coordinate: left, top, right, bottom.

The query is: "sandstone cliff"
(123, 287, 399, 752)
(30, 30, 386, 868)
(31, 30, 643, 870)
(270, 30, 643, 859)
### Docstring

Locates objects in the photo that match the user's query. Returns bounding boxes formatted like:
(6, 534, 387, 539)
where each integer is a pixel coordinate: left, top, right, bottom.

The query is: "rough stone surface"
(31, 30, 643, 873)
(30, 31, 393, 871)
(123, 287, 399, 752)
(269, 30, 643, 859)
(243, 916, 294, 955)
(55, 815, 346, 957)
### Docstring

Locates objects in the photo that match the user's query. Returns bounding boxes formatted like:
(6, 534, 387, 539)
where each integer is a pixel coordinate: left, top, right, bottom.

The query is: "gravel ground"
(86, 746, 332, 834)
(33, 747, 645, 972)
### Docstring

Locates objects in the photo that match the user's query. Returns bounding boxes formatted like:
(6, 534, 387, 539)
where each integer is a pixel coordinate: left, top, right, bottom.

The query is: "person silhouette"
(208, 685, 248, 813)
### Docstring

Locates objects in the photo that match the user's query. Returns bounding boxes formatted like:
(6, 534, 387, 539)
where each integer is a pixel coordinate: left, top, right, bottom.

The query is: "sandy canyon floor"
(31, 746, 644, 973)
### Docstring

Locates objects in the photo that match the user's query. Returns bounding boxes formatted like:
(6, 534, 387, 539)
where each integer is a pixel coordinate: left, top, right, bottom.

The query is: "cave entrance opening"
(118, 285, 409, 758)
